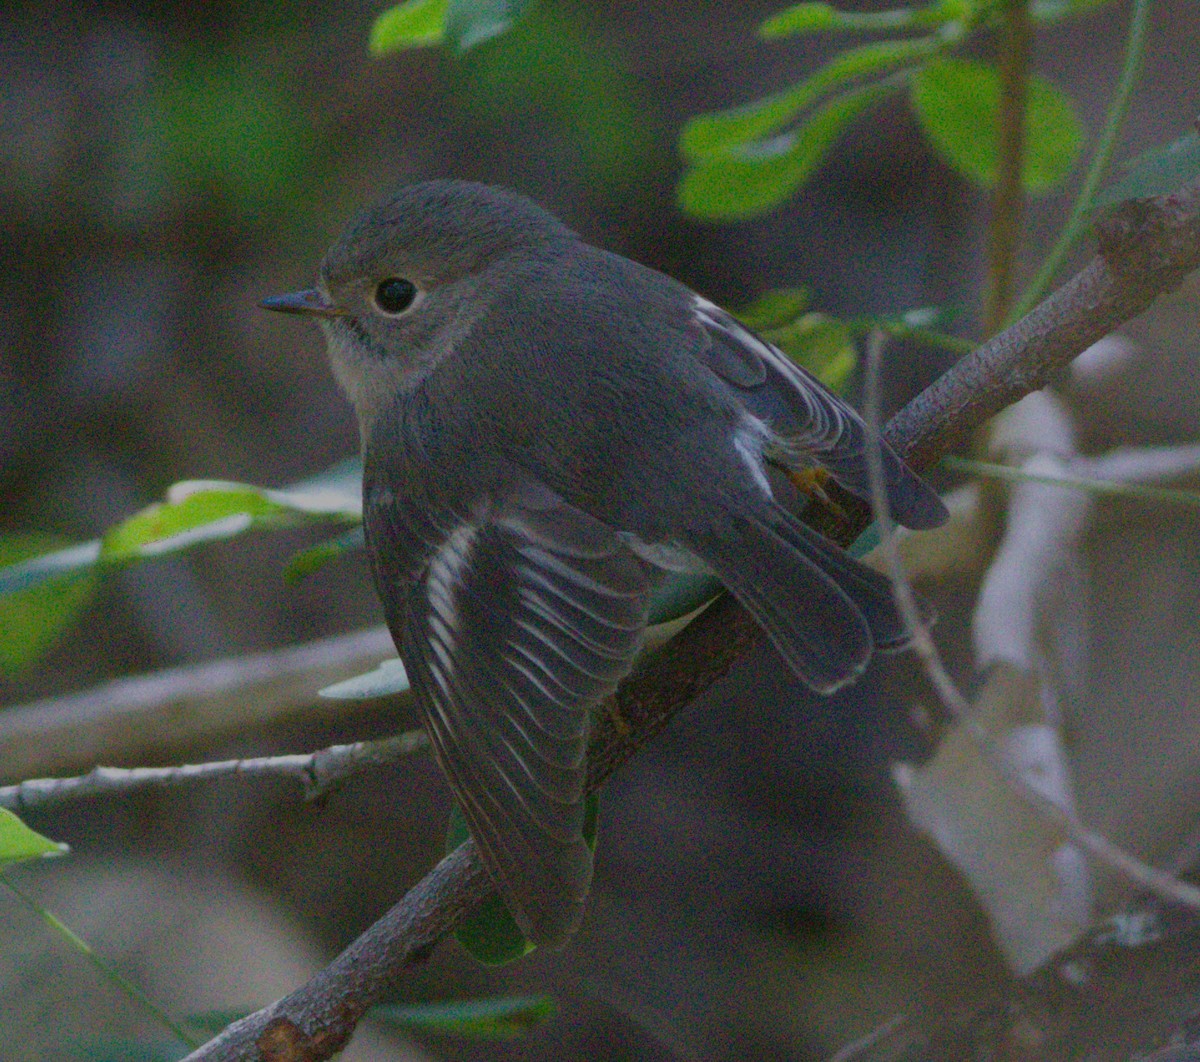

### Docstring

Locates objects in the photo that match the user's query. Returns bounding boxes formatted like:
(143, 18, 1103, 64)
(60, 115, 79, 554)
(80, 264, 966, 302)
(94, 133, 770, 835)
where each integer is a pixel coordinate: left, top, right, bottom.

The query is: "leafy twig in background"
(1011, 0, 1151, 320)
(0, 626, 397, 780)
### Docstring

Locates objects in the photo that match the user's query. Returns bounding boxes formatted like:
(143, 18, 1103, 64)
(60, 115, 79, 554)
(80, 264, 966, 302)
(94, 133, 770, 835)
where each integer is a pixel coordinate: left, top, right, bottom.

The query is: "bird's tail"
(682, 495, 908, 693)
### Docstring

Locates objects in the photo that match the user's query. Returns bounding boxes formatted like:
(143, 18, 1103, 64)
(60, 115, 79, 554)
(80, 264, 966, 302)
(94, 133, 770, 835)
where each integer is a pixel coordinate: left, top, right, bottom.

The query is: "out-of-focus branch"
(886, 176, 1200, 475)
(0, 731, 428, 812)
(0, 626, 397, 781)
(179, 175, 1200, 1061)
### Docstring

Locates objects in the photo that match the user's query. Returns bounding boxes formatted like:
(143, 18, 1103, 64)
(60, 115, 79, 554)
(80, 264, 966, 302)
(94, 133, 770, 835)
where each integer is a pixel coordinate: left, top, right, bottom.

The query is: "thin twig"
(826, 1013, 909, 1062)
(864, 330, 1200, 911)
(0, 732, 429, 813)
(1011, 0, 1152, 321)
(864, 331, 971, 717)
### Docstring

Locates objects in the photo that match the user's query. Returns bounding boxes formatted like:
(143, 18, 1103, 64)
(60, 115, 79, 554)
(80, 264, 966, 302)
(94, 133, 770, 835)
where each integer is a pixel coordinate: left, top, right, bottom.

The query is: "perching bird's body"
(265, 180, 947, 948)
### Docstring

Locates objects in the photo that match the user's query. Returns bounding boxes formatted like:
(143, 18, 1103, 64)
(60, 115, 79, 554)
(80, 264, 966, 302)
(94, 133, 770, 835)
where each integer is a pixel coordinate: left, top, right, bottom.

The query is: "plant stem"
(983, 0, 1032, 336)
(942, 454, 1200, 509)
(848, 318, 978, 357)
(1, 873, 201, 1049)
(1011, 0, 1150, 322)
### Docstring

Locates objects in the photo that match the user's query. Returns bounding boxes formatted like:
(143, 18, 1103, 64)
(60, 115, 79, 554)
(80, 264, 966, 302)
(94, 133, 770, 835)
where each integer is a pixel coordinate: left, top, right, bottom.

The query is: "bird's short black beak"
(260, 289, 347, 318)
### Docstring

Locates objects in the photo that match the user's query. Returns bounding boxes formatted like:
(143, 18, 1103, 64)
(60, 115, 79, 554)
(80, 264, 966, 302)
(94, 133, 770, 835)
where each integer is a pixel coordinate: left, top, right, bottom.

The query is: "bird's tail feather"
(683, 497, 909, 692)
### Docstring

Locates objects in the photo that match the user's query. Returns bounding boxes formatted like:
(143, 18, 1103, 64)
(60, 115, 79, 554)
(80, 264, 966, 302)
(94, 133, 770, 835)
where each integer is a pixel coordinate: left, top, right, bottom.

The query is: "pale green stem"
(942, 455, 1200, 509)
(1, 874, 201, 1050)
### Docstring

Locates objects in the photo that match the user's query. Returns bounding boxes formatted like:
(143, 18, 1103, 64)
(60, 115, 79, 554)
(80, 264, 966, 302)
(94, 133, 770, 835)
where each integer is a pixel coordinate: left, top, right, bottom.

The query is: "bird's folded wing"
(689, 295, 946, 530)
(373, 476, 651, 946)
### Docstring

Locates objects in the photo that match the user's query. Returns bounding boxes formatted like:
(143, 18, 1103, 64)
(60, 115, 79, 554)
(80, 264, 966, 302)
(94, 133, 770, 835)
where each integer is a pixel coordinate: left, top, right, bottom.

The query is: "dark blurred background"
(2, 1, 1199, 1059)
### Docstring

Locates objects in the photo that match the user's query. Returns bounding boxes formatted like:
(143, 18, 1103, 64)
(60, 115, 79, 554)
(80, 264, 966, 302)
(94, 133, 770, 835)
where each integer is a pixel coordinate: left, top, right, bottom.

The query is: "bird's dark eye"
(373, 277, 419, 316)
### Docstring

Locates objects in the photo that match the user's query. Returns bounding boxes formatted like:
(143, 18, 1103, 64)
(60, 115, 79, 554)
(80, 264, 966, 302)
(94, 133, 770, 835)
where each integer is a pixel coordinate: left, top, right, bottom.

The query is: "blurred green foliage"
(372, 1, 653, 187)
(0, 535, 99, 676)
(150, 45, 315, 223)
(372, 0, 1103, 220)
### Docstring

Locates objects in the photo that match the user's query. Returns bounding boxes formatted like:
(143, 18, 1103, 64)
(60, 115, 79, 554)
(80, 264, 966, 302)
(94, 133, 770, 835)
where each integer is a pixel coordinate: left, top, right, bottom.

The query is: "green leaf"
(100, 480, 361, 565)
(681, 38, 936, 161)
(759, 2, 840, 34)
(0, 540, 101, 597)
(849, 523, 882, 558)
(372, 995, 555, 1039)
(0, 807, 69, 867)
(1093, 130, 1200, 211)
(850, 306, 976, 356)
(735, 287, 812, 330)
(285, 456, 364, 496)
(283, 527, 366, 583)
(445, 0, 533, 52)
(0, 535, 100, 674)
(369, 0, 449, 54)
(679, 81, 895, 221)
(731, 290, 859, 392)
(319, 658, 411, 699)
(910, 58, 1083, 193)
(760, 0, 969, 37)
(897, 304, 959, 329)
(0, 470, 362, 602)
(448, 794, 599, 965)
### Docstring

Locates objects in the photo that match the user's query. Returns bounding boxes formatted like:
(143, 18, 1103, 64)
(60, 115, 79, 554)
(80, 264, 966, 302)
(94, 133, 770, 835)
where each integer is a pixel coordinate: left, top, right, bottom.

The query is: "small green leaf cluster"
(677, 0, 1101, 220)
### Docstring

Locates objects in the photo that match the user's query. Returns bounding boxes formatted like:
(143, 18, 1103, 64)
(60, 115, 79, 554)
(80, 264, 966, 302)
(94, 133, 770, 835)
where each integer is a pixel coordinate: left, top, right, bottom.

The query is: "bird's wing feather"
(689, 295, 946, 530)
(364, 473, 650, 947)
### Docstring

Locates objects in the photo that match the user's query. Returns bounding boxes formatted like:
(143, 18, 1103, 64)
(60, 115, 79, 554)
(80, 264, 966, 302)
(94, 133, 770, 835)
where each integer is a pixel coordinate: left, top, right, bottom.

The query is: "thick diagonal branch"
(182, 178, 1200, 1062)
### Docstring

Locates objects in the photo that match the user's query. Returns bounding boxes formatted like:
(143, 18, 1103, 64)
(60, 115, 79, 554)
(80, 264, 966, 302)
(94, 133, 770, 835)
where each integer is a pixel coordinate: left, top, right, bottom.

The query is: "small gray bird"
(264, 180, 946, 948)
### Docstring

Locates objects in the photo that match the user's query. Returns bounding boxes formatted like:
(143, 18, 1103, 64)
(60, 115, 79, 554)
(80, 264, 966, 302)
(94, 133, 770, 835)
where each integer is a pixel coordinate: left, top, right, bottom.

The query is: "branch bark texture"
(182, 177, 1200, 1062)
